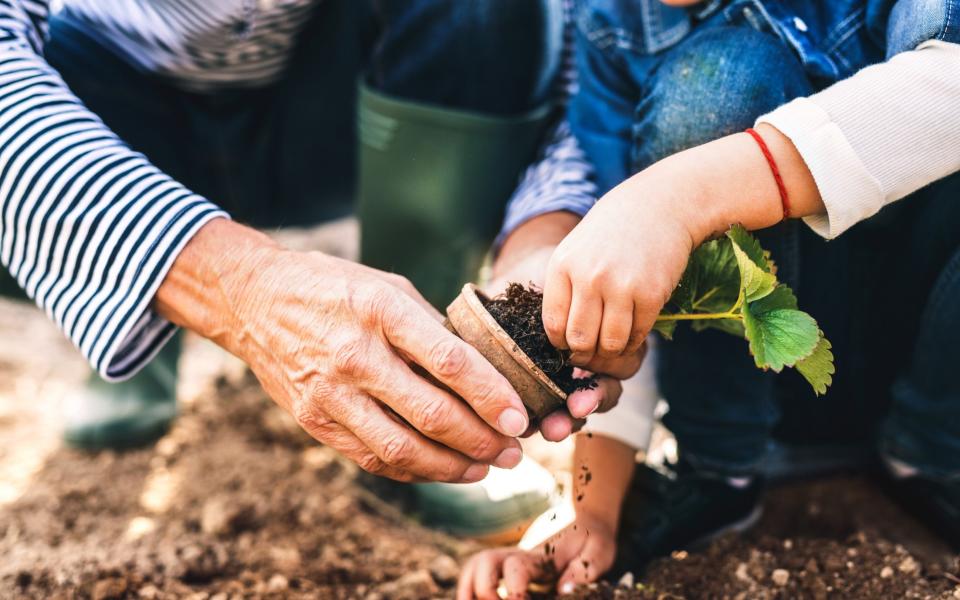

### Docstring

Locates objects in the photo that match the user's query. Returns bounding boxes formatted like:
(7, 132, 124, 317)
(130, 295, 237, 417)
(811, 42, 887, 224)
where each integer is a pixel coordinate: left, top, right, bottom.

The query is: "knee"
(633, 26, 811, 167)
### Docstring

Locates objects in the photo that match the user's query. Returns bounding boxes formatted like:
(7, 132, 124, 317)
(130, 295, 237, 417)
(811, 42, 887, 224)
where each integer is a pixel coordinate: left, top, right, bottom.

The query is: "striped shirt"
(0, 0, 596, 380)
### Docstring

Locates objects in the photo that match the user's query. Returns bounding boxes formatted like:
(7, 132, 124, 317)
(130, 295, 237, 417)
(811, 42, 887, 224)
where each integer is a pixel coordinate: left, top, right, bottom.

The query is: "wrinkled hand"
(457, 513, 617, 599)
(158, 221, 533, 483)
(489, 219, 642, 442)
(241, 251, 534, 482)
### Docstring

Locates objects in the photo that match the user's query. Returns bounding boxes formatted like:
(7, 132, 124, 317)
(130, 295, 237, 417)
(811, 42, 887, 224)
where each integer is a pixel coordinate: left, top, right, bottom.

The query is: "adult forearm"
(153, 218, 282, 355)
(494, 211, 581, 279)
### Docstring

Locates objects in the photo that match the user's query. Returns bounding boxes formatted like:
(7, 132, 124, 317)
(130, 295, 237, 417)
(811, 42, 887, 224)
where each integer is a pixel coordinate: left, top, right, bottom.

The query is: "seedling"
(446, 225, 834, 417)
(654, 225, 834, 395)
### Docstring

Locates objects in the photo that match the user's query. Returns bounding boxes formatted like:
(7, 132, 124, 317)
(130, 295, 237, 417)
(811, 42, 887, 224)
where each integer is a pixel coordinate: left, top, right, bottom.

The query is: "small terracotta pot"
(445, 283, 566, 419)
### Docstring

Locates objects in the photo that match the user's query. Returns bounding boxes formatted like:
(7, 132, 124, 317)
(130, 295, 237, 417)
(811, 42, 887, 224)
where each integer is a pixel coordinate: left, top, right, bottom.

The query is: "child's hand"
(456, 514, 617, 599)
(541, 170, 700, 367)
(542, 126, 825, 366)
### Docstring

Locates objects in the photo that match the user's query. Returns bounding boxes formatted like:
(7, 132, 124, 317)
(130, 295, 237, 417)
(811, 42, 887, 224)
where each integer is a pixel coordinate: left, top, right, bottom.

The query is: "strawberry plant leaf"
(666, 238, 740, 315)
(742, 286, 819, 372)
(796, 332, 835, 395)
(726, 225, 772, 272)
(727, 225, 777, 302)
(652, 320, 677, 339)
(692, 317, 745, 337)
(655, 226, 834, 394)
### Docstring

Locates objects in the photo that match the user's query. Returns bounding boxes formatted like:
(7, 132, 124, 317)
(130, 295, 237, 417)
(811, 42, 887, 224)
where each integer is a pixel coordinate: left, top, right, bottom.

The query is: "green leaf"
(727, 226, 776, 303)
(742, 285, 819, 372)
(652, 320, 677, 339)
(692, 318, 745, 337)
(667, 238, 741, 315)
(796, 333, 835, 396)
(726, 225, 772, 272)
(731, 241, 777, 303)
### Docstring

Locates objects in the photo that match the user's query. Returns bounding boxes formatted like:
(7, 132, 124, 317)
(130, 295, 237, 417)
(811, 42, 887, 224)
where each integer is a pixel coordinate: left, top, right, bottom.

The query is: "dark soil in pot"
(482, 283, 596, 395)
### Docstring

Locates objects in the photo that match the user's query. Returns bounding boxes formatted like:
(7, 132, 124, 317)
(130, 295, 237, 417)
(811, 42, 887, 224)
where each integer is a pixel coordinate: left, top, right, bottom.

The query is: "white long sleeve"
(584, 339, 660, 451)
(757, 40, 960, 239)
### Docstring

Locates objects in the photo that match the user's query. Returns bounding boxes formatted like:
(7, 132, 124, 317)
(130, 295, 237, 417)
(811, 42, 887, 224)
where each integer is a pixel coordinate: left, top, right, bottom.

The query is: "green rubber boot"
(63, 333, 181, 450)
(357, 84, 552, 308)
(358, 85, 556, 539)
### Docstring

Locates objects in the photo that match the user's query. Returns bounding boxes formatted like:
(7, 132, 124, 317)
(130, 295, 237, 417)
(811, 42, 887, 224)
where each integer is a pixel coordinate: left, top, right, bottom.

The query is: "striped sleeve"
(494, 0, 598, 250)
(0, 0, 228, 381)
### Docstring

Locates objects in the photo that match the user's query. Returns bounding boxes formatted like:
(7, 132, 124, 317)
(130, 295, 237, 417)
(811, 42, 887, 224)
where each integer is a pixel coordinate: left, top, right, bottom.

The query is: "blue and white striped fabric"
(0, 0, 227, 380)
(0, 0, 597, 380)
(495, 0, 598, 250)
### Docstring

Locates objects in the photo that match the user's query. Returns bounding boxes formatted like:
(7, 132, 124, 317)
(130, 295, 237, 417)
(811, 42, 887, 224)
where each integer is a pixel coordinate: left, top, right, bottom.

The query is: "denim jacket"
(577, 0, 960, 82)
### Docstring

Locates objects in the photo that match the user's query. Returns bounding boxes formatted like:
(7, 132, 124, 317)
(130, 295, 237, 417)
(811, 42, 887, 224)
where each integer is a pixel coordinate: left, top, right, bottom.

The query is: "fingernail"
(498, 408, 529, 437)
(569, 392, 600, 418)
(493, 447, 523, 469)
(462, 463, 488, 483)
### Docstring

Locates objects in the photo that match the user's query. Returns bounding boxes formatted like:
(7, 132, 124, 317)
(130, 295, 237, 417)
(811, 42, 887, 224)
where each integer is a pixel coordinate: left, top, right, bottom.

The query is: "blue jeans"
(571, 9, 960, 480)
(46, 0, 558, 228)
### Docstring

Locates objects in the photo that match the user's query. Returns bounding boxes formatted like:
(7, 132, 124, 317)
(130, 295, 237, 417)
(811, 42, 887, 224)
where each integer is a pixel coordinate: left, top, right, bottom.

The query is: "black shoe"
(614, 460, 764, 573)
(878, 467, 960, 551)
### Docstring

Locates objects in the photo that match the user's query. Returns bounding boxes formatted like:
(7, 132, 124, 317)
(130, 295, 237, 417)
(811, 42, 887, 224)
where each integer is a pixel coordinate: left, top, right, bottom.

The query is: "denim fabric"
(572, 0, 960, 194)
(569, 0, 960, 478)
(46, 0, 557, 228)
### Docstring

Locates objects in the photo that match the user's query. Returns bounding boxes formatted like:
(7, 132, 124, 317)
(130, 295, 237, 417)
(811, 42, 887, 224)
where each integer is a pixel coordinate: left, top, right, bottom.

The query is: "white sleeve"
(584, 339, 660, 451)
(757, 40, 960, 239)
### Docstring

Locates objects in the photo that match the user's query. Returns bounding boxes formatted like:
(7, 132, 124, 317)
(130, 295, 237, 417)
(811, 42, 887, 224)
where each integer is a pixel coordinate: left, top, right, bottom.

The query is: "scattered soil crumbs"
(2, 328, 958, 599)
(483, 283, 596, 395)
(0, 371, 479, 599)
(560, 477, 960, 599)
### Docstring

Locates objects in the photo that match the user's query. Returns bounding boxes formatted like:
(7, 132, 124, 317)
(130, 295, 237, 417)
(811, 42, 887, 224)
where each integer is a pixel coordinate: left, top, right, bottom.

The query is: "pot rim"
(458, 283, 567, 402)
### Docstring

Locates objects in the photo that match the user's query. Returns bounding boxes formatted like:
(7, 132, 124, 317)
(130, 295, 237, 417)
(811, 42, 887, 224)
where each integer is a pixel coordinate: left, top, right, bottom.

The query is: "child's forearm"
(573, 432, 638, 532)
(610, 123, 825, 250)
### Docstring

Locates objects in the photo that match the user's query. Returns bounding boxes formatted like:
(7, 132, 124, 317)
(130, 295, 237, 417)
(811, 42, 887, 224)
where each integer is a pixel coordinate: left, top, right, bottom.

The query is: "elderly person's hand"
(490, 212, 643, 441)
(155, 218, 531, 483)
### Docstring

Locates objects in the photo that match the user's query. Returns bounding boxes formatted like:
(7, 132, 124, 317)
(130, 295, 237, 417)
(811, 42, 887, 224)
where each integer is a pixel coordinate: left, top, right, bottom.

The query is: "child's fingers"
(624, 301, 650, 355)
(473, 550, 510, 600)
(501, 553, 538, 598)
(581, 348, 644, 380)
(456, 556, 478, 600)
(542, 265, 572, 350)
(565, 289, 602, 366)
(539, 409, 576, 442)
(557, 538, 614, 594)
(596, 296, 633, 358)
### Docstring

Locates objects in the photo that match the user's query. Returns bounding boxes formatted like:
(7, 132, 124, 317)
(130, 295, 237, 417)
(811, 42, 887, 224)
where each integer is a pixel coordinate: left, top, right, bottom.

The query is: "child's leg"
(634, 25, 813, 477)
(878, 174, 960, 481)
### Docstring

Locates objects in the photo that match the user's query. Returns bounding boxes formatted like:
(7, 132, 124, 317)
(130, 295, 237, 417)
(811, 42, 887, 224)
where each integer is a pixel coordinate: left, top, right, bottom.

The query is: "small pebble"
(617, 572, 635, 588)
(267, 574, 288, 592)
(783, 539, 793, 550)
(899, 556, 919, 574)
(428, 555, 459, 586)
(735, 563, 751, 583)
(880, 566, 894, 578)
(771, 569, 790, 587)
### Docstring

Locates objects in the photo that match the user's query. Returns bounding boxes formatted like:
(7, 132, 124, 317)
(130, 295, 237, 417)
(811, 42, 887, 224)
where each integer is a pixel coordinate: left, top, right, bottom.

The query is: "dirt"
(1, 249, 958, 598)
(483, 283, 596, 395)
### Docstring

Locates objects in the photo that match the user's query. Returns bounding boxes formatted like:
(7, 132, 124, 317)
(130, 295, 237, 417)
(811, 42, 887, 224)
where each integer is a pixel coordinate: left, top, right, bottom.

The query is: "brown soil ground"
(1, 223, 958, 599)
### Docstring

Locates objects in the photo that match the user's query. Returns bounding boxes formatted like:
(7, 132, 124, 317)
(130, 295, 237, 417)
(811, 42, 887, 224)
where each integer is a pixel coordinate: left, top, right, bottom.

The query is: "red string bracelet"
(745, 127, 791, 220)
